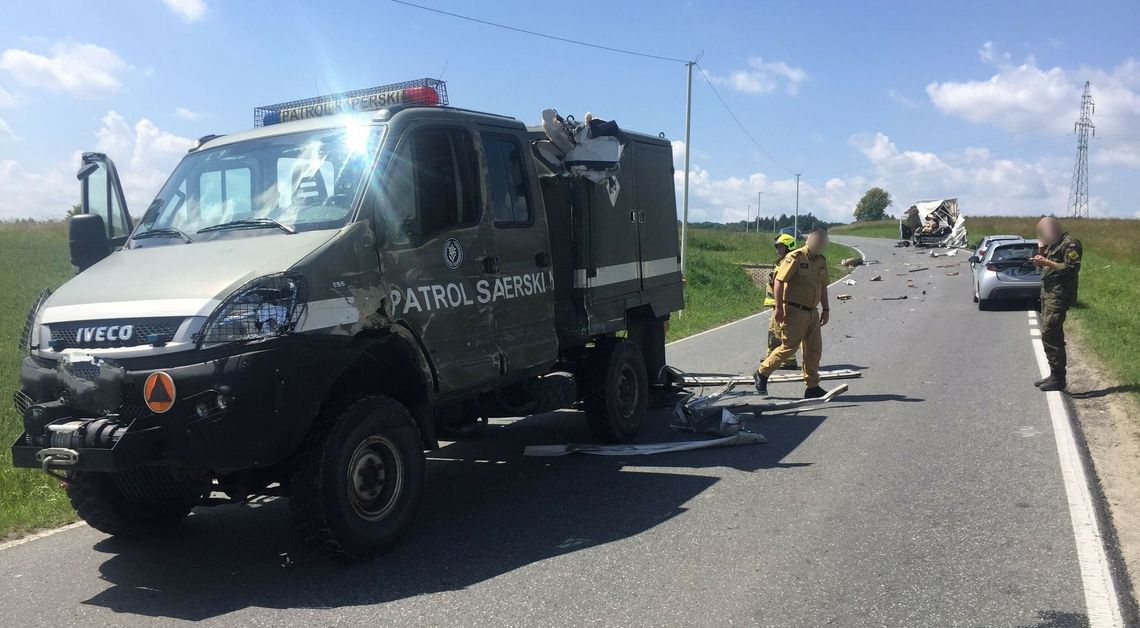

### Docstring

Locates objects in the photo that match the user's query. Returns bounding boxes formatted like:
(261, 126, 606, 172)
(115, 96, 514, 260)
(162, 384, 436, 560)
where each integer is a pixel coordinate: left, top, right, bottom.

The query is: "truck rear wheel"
(289, 395, 425, 560)
(582, 340, 648, 443)
(66, 471, 196, 537)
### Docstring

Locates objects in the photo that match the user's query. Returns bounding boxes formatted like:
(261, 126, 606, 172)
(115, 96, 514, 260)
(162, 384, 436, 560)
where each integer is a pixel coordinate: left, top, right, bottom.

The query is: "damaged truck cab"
(11, 80, 683, 558)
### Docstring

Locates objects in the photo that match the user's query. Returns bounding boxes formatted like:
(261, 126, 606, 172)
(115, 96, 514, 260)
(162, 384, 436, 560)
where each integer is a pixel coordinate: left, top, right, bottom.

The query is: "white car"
(970, 239, 1042, 310)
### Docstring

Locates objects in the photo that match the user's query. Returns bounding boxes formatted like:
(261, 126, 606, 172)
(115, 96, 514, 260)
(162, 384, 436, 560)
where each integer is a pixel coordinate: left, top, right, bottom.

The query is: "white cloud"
(0, 42, 127, 96)
(709, 57, 808, 95)
(1094, 143, 1140, 169)
(0, 112, 191, 220)
(0, 117, 16, 142)
(926, 48, 1140, 137)
(174, 106, 202, 120)
(668, 129, 1094, 225)
(887, 88, 920, 109)
(162, 0, 208, 22)
(0, 84, 15, 108)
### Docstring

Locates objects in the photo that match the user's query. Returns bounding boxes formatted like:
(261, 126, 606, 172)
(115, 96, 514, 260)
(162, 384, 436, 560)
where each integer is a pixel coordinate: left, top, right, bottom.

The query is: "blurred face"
(806, 232, 828, 254)
(1036, 218, 1062, 245)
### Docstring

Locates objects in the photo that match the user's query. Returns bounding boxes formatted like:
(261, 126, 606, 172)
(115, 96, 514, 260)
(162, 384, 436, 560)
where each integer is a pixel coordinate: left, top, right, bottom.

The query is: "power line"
(390, 0, 690, 64)
(694, 63, 796, 175)
(1067, 81, 1095, 218)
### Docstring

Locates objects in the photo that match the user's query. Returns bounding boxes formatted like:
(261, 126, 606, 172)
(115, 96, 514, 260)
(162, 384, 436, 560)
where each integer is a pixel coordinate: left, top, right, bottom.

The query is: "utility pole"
(679, 59, 696, 274)
(794, 173, 801, 238)
(756, 191, 762, 233)
(1067, 81, 1094, 218)
(746, 204, 750, 232)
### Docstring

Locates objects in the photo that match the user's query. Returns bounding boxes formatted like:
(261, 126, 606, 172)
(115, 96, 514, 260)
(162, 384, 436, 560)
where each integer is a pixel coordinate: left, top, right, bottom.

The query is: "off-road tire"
(289, 395, 425, 560)
(528, 372, 577, 414)
(66, 471, 195, 537)
(582, 340, 648, 443)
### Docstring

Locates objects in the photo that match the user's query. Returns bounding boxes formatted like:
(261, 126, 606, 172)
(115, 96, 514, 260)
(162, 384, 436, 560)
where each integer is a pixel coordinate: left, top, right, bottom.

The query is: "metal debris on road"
(841, 257, 864, 268)
(523, 433, 768, 457)
(870, 275, 883, 281)
(672, 369, 862, 388)
(837, 294, 853, 301)
(908, 267, 930, 273)
(844, 279, 857, 286)
(881, 295, 909, 301)
(945, 271, 960, 276)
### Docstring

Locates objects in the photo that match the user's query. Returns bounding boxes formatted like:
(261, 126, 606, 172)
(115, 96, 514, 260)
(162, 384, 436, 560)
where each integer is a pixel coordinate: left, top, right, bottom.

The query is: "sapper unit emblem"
(443, 238, 464, 270)
(143, 372, 176, 414)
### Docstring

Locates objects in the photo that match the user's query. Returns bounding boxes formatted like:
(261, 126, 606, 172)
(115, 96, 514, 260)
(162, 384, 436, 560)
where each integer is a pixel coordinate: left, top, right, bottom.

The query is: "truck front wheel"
(289, 395, 425, 560)
(582, 340, 648, 443)
(66, 471, 196, 537)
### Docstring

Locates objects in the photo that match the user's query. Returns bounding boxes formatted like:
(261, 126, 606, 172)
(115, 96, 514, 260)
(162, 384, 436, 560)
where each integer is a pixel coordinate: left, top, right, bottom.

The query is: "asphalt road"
(0, 236, 1116, 627)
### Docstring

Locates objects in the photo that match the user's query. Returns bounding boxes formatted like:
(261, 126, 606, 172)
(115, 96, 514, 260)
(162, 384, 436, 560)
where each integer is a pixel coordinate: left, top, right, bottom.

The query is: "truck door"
(373, 125, 501, 394)
(480, 130, 557, 373)
(632, 140, 681, 291)
(78, 152, 133, 247)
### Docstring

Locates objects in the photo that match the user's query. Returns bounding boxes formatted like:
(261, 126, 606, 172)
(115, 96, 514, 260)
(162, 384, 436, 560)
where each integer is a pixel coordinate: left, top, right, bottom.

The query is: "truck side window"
(413, 128, 478, 238)
(483, 135, 532, 225)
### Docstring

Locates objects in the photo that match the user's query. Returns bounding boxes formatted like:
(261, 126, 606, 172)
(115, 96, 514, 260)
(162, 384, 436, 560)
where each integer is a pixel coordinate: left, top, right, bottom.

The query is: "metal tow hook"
(35, 448, 80, 482)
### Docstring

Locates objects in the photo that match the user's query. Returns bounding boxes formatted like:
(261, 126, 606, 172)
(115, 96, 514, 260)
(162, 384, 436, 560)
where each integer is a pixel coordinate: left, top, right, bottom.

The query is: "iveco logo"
(77, 325, 135, 344)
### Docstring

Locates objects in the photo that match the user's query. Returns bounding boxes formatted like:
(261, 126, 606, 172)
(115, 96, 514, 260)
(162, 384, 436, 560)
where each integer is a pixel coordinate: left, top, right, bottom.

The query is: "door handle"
(482, 255, 500, 274)
(535, 251, 550, 268)
(638, 210, 646, 223)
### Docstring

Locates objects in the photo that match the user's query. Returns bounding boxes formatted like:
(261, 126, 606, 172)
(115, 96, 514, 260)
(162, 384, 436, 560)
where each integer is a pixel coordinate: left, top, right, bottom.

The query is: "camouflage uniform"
(1039, 233, 1082, 383)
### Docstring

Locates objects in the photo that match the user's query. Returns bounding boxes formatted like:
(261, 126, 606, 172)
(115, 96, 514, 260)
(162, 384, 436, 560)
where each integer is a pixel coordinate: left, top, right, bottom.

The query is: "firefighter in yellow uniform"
(764, 233, 799, 369)
(754, 228, 831, 399)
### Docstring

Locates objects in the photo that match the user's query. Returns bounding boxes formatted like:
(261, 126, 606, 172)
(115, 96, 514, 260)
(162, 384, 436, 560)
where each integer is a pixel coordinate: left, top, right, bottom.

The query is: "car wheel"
(978, 299, 990, 311)
(582, 339, 648, 443)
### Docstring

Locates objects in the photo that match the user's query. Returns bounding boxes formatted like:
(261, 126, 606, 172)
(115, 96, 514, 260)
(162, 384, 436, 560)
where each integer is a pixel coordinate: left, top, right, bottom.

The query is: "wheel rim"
(615, 363, 640, 420)
(345, 435, 404, 522)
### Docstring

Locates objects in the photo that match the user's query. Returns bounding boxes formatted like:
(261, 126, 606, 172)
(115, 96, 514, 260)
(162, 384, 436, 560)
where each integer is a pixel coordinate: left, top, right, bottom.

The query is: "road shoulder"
(1067, 320, 1140, 607)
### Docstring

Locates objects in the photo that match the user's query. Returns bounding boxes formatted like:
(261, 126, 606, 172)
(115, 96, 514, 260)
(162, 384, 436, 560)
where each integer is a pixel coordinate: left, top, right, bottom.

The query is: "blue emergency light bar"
(254, 78, 448, 127)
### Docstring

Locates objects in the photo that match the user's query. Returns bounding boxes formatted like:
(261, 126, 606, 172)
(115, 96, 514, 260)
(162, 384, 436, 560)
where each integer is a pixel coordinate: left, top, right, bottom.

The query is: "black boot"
(803, 386, 827, 399)
(1034, 376, 1049, 387)
(753, 371, 769, 396)
(1038, 375, 1067, 392)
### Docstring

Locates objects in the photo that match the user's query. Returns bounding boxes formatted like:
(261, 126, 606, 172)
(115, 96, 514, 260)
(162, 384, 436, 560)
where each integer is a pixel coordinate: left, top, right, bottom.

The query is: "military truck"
(11, 79, 683, 559)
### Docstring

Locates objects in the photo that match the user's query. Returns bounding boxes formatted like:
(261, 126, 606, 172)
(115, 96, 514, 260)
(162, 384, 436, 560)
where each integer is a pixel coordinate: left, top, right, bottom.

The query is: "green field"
(0, 222, 854, 539)
(831, 217, 1140, 397)
(0, 222, 77, 539)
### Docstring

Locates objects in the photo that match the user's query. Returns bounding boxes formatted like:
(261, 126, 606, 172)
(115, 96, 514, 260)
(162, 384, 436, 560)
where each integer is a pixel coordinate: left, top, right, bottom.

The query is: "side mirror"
(76, 161, 100, 181)
(69, 213, 110, 271)
(968, 256, 980, 264)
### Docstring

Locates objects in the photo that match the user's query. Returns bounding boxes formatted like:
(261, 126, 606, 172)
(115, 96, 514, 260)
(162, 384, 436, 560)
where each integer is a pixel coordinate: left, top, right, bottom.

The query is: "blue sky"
(1, 0, 1138, 222)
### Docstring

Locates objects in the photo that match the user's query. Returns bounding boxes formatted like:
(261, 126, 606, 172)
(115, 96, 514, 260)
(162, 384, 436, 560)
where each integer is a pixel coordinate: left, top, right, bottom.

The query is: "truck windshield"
(132, 124, 383, 244)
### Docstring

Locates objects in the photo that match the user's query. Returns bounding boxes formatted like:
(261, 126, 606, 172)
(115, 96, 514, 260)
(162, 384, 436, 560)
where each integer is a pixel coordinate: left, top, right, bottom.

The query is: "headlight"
(19, 288, 53, 354)
(198, 274, 305, 347)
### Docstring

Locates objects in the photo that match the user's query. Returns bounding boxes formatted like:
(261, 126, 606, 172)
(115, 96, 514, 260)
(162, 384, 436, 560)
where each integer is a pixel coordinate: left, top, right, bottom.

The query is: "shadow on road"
(1017, 609, 1089, 628)
(81, 406, 826, 621)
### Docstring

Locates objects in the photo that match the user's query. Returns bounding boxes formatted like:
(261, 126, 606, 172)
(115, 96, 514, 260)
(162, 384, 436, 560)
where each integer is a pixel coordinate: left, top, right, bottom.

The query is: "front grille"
(13, 390, 32, 415)
(48, 317, 184, 350)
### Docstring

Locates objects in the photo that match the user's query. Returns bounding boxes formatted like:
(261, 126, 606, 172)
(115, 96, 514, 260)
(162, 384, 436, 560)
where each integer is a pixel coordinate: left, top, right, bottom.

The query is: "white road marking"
(669, 240, 865, 347)
(1029, 319, 1124, 626)
(0, 521, 87, 552)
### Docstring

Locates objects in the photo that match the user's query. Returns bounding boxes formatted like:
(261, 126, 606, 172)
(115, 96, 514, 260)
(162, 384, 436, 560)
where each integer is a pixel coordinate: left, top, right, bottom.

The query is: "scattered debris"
(524, 433, 767, 457)
(870, 275, 883, 282)
(841, 257, 864, 268)
(672, 368, 862, 388)
(908, 267, 930, 273)
(882, 295, 909, 301)
(836, 294, 854, 301)
(843, 279, 857, 286)
(946, 249, 959, 256)
(929, 251, 941, 258)
(945, 271, 960, 276)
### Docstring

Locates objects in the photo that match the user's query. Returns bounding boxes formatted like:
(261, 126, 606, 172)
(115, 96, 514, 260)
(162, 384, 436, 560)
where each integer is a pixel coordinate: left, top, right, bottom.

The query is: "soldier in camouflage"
(1031, 216, 1082, 392)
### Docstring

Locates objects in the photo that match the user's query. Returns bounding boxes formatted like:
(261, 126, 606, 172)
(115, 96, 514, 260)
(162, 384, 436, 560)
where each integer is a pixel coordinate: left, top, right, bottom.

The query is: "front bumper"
(12, 337, 349, 473)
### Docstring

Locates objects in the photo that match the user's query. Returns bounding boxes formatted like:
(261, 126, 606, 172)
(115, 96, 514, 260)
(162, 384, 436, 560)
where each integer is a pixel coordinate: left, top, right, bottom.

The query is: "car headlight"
(198, 274, 305, 347)
(19, 289, 53, 354)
